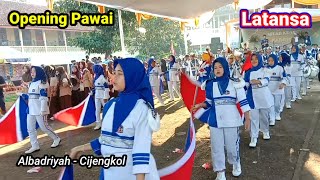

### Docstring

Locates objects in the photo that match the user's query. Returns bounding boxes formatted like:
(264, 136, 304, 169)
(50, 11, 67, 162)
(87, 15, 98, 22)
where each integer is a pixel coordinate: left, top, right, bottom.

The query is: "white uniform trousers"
(285, 86, 292, 107)
(167, 81, 181, 101)
(269, 95, 282, 124)
(210, 127, 240, 172)
(152, 86, 164, 105)
(291, 76, 302, 99)
(27, 114, 59, 148)
(95, 98, 105, 123)
(280, 94, 285, 112)
(301, 77, 309, 95)
(250, 108, 270, 138)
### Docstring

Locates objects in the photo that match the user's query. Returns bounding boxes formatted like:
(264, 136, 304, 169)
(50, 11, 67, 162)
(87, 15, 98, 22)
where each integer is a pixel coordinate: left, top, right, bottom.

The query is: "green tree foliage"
(54, 0, 186, 59)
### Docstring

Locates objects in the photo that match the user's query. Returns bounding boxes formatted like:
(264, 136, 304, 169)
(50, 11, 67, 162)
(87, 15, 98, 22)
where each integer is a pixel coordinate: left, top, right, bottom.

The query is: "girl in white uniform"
(193, 58, 251, 180)
(244, 54, 274, 148)
(290, 45, 304, 101)
(147, 58, 165, 106)
(92, 64, 110, 130)
(166, 55, 181, 101)
(21, 66, 61, 154)
(69, 58, 160, 180)
(266, 54, 287, 126)
(279, 53, 293, 109)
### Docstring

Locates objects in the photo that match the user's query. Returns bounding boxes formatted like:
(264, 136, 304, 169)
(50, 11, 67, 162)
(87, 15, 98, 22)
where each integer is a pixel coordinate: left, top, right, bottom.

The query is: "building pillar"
(63, 31, 67, 52)
(18, 29, 24, 53)
(42, 30, 47, 53)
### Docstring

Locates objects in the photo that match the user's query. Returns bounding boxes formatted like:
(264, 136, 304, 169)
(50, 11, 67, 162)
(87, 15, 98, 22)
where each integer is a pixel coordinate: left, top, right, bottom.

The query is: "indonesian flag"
(54, 95, 96, 127)
(58, 117, 196, 180)
(0, 96, 28, 145)
(170, 41, 176, 56)
(180, 73, 243, 117)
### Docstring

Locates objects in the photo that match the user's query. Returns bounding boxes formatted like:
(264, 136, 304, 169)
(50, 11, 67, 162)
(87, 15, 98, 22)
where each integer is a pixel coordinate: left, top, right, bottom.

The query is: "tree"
(54, 0, 186, 59)
(54, 0, 122, 55)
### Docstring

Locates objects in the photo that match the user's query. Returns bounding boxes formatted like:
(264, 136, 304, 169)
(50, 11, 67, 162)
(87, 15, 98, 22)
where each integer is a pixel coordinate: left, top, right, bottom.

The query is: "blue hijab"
(111, 58, 154, 132)
(169, 55, 176, 68)
(244, 54, 264, 109)
(212, 57, 230, 95)
(291, 45, 299, 61)
(279, 52, 291, 67)
(267, 54, 278, 68)
(31, 66, 47, 83)
(93, 64, 105, 83)
(147, 58, 155, 75)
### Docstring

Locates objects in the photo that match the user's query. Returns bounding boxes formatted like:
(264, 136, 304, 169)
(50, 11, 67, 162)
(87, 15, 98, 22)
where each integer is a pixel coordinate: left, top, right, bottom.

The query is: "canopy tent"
(79, 0, 235, 22)
(0, 47, 31, 64)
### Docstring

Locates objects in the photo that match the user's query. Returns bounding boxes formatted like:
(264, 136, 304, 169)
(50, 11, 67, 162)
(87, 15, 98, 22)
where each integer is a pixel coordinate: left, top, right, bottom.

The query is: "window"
(0, 28, 8, 46)
(22, 29, 32, 46)
(58, 31, 65, 46)
(13, 29, 20, 46)
(283, 3, 291, 8)
(35, 30, 44, 46)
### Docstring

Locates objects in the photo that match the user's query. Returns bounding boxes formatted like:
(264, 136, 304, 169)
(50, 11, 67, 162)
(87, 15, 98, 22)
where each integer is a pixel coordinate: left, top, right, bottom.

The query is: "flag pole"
(118, 9, 126, 57)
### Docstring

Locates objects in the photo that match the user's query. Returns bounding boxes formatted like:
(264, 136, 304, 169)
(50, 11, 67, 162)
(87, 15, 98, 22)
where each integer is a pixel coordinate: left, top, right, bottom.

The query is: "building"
(0, 0, 94, 65)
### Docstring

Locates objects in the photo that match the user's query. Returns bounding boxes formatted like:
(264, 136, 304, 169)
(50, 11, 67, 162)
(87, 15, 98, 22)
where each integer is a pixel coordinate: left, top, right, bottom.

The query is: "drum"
(308, 58, 318, 66)
(310, 66, 319, 78)
(303, 65, 311, 78)
(202, 52, 211, 62)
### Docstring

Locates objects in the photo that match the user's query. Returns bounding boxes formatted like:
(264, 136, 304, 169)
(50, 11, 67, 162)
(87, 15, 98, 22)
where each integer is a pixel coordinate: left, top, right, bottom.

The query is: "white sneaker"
(232, 162, 242, 177)
(249, 138, 257, 148)
(215, 171, 226, 180)
(25, 147, 40, 154)
(286, 105, 292, 109)
(269, 120, 275, 126)
(280, 108, 283, 113)
(291, 99, 296, 102)
(93, 122, 101, 130)
(51, 137, 61, 148)
(297, 96, 302, 100)
(307, 86, 311, 89)
(302, 93, 306, 96)
(263, 132, 270, 140)
(275, 115, 281, 121)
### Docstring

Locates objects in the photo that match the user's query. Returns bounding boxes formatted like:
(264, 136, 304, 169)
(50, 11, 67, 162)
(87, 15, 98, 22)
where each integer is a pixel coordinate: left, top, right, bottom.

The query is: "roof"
(0, 0, 94, 32)
(81, 0, 235, 21)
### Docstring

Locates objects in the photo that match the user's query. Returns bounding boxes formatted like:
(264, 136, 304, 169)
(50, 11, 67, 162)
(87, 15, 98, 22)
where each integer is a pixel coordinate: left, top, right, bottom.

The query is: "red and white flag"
(54, 95, 96, 127)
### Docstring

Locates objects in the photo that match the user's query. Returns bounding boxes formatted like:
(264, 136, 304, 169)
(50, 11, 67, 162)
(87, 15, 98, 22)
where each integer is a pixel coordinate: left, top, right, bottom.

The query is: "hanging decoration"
(294, 0, 320, 5)
(97, 5, 105, 13)
(47, 0, 54, 11)
(135, 13, 153, 26)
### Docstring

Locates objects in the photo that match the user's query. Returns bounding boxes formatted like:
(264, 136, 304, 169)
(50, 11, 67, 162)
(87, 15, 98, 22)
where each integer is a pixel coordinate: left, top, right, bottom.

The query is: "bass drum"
(308, 58, 318, 66)
(303, 65, 311, 78)
(310, 66, 319, 78)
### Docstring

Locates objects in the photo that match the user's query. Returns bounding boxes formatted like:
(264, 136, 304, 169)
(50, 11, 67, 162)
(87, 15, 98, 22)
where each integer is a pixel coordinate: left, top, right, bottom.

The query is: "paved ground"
(0, 81, 320, 180)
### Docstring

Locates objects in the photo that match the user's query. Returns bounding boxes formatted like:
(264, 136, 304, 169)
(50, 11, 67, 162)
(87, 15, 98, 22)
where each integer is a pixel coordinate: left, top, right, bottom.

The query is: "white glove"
(89, 91, 93, 96)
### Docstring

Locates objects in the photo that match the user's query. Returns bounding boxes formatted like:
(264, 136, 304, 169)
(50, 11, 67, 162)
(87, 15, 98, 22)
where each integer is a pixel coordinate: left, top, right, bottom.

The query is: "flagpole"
(118, 9, 126, 57)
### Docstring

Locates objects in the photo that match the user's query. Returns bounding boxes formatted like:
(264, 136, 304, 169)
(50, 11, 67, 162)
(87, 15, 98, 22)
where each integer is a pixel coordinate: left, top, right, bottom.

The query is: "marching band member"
(192, 57, 251, 180)
(311, 44, 318, 60)
(301, 45, 311, 95)
(279, 53, 292, 109)
(69, 58, 160, 180)
(290, 45, 304, 101)
(266, 54, 287, 125)
(166, 55, 181, 101)
(91, 64, 110, 130)
(147, 58, 165, 106)
(21, 66, 61, 154)
(244, 54, 274, 147)
(228, 54, 242, 79)
(198, 51, 213, 83)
